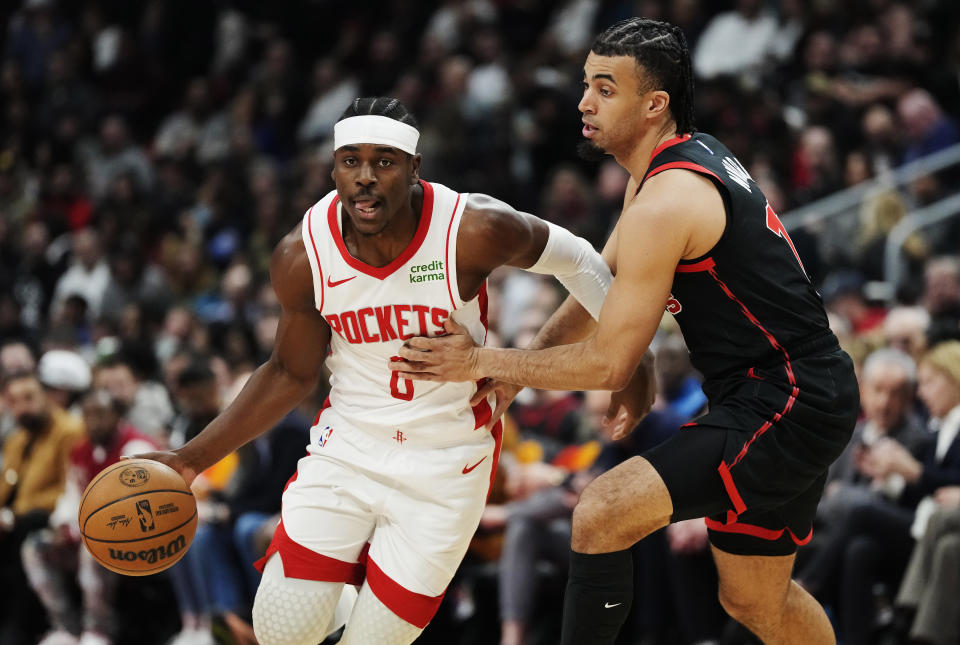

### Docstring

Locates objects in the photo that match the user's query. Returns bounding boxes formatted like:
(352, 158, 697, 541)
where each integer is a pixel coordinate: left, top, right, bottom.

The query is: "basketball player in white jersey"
(136, 97, 653, 645)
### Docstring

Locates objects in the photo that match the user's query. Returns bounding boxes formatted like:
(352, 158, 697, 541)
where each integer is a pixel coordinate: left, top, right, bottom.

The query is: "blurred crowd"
(1, 0, 960, 644)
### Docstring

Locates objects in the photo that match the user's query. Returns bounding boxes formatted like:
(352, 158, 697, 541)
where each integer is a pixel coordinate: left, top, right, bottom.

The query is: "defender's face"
(579, 53, 647, 155)
(332, 144, 421, 236)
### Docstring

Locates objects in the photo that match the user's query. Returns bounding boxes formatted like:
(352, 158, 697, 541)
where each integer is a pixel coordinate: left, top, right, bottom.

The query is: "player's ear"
(410, 153, 422, 183)
(647, 90, 670, 121)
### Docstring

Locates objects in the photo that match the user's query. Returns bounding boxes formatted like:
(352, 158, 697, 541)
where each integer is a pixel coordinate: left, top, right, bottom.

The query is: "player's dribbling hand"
(392, 317, 480, 382)
(123, 451, 199, 489)
(605, 351, 656, 439)
(472, 378, 521, 431)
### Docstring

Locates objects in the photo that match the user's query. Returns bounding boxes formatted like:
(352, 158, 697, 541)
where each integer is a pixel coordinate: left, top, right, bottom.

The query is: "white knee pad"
(252, 554, 346, 645)
(338, 583, 424, 645)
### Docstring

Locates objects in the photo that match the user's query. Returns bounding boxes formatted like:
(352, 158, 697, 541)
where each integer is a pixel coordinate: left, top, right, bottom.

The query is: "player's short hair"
(591, 18, 696, 135)
(338, 97, 419, 130)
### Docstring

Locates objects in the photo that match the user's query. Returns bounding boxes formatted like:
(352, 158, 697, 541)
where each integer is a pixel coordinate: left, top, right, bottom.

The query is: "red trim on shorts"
(478, 282, 489, 343)
(444, 193, 463, 310)
(705, 517, 813, 546)
(366, 557, 444, 629)
(327, 180, 435, 280)
(487, 419, 504, 502)
(645, 161, 724, 186)
(253, 521, 365, 585)
(717, 461, 748, 515)
(305, 206, 324, 311)
(649, 133, 692, 163)
(675, 257, 716, 273)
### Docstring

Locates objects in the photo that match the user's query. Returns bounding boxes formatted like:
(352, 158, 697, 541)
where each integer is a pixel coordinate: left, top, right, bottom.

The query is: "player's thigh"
(252, 553, 345, 645)
(572, 456, 674, 551)
(711, 544, 795, 615)
(280, 454, 379, 563)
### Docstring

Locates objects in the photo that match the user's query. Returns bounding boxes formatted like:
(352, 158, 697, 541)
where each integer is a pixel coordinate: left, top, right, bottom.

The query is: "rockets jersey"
(301, 180, 492, 446)
(645, 133, 833, 382)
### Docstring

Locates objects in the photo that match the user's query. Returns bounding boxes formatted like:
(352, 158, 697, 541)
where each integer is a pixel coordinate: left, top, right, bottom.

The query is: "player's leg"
(712, 546, 834, 644)
(251, 553, 346, 645)
(338, 581, 424, 645)
(560, 455, 673, 645)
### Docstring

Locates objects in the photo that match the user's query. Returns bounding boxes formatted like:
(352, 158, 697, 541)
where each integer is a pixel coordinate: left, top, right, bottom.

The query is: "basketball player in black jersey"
(393, 17, 859, 645)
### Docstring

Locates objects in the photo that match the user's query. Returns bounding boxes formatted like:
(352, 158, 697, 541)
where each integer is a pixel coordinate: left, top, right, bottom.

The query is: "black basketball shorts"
(643, 347, 859, 556)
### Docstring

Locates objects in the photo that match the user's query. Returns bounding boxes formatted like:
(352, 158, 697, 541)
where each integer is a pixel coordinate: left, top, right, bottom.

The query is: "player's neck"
(619, 124, 680, 184)
(341, 187, 423, 267)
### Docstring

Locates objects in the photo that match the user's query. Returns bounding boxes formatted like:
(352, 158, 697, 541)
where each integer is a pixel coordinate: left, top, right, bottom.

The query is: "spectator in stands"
(883, 306, 931, 362)
(895, 484, 960, 645)
(22, 388, 156, 645)
(821, 269, 886, 335)
(92, 352, 173, 443)
(0, 370, 83, 645)
(80, 115, 153, 201)
(799, 341, 960, 645)
(692, 0, 778, 82)
(36, 349, 90, 413)
(897, 88, 960, 165)
(50, 229, 111, 322)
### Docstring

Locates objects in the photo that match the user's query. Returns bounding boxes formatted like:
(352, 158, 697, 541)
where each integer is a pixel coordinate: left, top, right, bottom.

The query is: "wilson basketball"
(78, 458, 197, 576)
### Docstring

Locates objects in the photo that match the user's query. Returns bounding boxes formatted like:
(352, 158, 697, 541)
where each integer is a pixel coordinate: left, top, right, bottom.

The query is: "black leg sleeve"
(560, 549, 633, 645)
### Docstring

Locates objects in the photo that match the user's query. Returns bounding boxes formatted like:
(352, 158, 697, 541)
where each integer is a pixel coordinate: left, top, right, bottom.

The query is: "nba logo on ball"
(136, 499, 155, 532)
(317, 426, 334, 448)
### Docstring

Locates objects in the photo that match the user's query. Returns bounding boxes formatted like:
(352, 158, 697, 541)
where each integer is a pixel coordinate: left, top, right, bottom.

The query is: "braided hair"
(337, 97, 419, 129)
(591, 18, 696, 134)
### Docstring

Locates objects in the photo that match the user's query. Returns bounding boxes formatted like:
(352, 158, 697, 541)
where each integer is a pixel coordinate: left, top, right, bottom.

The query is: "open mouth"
(352, 198, 381, 217)
(582, 122, 598, 138)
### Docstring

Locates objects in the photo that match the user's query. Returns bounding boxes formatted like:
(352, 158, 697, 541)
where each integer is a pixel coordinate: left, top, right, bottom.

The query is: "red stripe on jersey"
(312, 396, 332, 426)
(444, 193, 463, 310)
(487, 419, 504, 502)
(707, 266, 798, 471)
(645, 161, 724, 185)
(675, 257, 716, 273)
(478, 282, 489, 343)
(252, 520, 365, 585)
(327, 180, 435, 280)
(305, 206, 324, 311)
(649, 133, 692, 163)
(366, 557, 445, 629)
(472, 379, 492, 430)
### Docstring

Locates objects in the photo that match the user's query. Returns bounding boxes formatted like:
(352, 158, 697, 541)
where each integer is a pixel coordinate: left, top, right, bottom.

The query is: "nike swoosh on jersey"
(327, 275, 357, 287)
(462, 456, 487, 474)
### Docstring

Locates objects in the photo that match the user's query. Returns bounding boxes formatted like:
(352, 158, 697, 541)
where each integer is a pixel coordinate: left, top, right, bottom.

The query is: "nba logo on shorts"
(136, 499, 155, 532)
(317, 426, 334, 448)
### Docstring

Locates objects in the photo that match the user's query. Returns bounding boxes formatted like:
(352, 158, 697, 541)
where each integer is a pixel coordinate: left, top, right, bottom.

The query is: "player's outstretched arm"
(134, 228, 331, 486)
(394, 170, 717, 393)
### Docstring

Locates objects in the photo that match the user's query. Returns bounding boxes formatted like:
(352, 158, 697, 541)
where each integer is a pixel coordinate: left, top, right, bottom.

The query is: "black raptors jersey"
(645, 133, 831, 381)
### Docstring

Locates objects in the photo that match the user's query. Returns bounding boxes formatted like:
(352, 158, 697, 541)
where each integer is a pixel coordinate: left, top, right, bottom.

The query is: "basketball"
(78, 458, 197, 576)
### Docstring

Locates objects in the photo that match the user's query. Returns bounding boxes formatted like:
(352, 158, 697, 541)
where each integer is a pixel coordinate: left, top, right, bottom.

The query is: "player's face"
(578, 53, 661, 157)
(332, 144, 421, 236)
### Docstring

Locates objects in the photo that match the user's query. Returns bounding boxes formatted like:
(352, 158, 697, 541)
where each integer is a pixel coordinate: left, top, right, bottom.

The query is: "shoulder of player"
(460, 193, 534, 245)
(270, 226, 314, 311)
(630, 168, 721, 225)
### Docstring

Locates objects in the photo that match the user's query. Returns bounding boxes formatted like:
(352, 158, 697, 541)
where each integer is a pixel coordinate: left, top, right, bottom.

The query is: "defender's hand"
(391, 318, 481, 382)
(125, 451, 199, 489)
(605, 351, 656, 440)
(472, 378, 521, 431)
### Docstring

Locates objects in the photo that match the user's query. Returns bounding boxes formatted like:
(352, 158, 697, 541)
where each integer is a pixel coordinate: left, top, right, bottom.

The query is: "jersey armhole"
(444, 192, 470, 310)
(677, 171, 733, 266)
(300, 206, 325, 312)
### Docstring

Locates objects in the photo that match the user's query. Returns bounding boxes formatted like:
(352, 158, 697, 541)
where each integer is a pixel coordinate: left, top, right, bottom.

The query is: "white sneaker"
(38, 631, 80, 645)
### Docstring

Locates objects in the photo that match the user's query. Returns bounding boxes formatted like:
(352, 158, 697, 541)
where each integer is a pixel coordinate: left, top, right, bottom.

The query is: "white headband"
(333, 115, 419, 155)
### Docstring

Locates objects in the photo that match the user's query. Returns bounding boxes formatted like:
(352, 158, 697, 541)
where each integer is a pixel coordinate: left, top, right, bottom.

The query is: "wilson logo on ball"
(108, 534, 187, 564)
(136, 499, 155, 532)
(118, 468, 150, 487)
